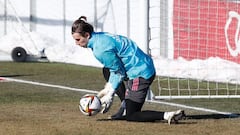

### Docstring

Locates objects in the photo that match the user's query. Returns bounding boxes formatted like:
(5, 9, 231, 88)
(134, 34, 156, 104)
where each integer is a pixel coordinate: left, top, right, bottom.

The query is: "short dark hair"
(71, 16, 94, 36)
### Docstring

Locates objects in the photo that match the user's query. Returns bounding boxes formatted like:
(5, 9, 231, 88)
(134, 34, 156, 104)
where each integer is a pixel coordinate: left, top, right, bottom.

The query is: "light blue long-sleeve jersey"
(87, 32, 156, 90)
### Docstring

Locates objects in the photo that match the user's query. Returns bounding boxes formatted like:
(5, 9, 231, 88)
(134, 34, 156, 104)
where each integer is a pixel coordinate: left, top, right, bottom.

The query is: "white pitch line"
(1, 77, 98, 94)
(1, 77, 238, 116)
(148, 100, 238, 117)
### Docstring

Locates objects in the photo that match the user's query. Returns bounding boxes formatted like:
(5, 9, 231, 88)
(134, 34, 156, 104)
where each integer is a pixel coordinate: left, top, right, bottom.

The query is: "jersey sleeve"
(99, 49, 125, 90)
(92, 38, 125, 90)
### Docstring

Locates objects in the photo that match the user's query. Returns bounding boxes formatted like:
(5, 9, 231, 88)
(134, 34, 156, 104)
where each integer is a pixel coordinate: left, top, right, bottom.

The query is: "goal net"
(152, 0, 240, 99)
(0, 0, 42, 61)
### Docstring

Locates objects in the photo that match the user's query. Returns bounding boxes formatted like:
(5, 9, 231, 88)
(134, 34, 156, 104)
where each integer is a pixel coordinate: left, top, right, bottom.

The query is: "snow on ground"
(1, 32, 240, 84)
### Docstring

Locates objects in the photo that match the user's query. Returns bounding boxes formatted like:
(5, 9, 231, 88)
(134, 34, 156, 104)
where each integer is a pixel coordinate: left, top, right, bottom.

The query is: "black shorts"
(103, 67, 155, 103)
(125, 74, 155, 103)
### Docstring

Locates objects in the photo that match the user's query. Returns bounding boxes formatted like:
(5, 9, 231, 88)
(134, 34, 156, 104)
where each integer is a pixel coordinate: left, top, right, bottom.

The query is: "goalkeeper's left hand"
(97, 83, 115, 113)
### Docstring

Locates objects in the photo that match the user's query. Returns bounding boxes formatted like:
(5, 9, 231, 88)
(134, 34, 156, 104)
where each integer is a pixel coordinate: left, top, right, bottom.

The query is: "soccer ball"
(79, 94, 102, 116)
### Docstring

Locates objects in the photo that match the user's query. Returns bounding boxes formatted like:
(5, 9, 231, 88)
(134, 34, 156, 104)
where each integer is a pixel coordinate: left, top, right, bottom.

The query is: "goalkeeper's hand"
(97, 83, 115, 113)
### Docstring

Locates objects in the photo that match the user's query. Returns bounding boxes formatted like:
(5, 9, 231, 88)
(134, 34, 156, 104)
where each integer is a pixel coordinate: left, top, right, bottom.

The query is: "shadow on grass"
(0, 74, 33, 78)
(186, 113, 240, 120)
(97, 113, 240, 123)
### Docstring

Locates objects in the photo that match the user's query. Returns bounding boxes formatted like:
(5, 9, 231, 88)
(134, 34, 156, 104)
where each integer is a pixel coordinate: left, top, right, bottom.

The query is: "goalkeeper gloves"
(97, 83, 115, 113)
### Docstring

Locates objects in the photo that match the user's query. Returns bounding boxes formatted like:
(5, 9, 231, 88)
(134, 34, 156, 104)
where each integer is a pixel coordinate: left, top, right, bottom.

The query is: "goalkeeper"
(71, 16, 185, 124)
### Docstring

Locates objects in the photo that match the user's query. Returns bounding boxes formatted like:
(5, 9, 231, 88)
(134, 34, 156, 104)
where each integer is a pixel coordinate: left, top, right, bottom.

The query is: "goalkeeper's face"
(72, 32, 90, 48)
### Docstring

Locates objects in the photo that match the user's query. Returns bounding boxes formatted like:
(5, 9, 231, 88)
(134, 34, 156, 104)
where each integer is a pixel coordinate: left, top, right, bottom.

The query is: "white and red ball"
(79, 94, 101, 116)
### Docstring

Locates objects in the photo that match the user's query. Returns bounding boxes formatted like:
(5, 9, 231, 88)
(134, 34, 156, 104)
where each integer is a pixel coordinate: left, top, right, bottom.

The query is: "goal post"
(151, 0, 240, 99)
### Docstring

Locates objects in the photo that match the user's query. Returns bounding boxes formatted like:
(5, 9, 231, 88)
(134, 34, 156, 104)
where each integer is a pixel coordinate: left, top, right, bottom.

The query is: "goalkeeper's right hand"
(97, 83, 115, 113)
(97, 82, 115, 98)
